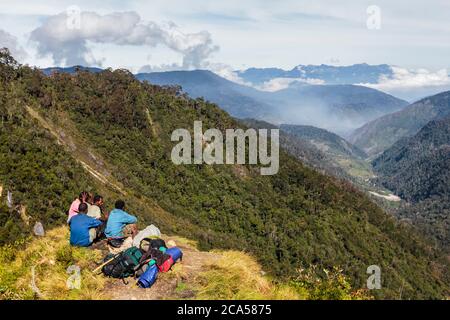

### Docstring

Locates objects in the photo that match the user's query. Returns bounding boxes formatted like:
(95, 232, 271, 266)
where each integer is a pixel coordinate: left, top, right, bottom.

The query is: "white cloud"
(0, 29, 28, 62)
(138, 63, 184, 73)
(369, 66, 450, 89)
(29, 10, 218, 67)
(359, 66, 450, 101)
(207, 63, 251, 85)
(256, 77, 325, 92)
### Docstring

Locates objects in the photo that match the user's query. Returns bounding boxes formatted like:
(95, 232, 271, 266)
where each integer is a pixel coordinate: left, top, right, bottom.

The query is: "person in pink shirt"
(67, 191, 90, 223)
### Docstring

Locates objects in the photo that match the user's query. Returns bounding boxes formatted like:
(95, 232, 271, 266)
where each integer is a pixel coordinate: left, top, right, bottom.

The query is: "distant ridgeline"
(236, 64, 394, 86)
(0, 49, 449, 298)
(136, 69, 408, 134)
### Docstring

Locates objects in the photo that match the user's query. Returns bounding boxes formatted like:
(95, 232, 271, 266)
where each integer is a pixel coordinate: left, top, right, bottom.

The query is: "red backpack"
(157, 257, 175, 272)
(156, 247, 183, 272)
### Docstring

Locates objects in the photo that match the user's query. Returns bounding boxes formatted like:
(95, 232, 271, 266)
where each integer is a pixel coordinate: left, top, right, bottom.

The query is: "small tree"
(0, 48, 20, 84)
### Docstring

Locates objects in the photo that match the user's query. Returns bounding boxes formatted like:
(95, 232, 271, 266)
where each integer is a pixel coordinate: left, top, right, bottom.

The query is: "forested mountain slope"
(136, 70, 276, 121)
(350, 91, 450, 157)
(372, 117, 450, 248)
(280, 124, 373, 180)
(0, 50, 448, 299)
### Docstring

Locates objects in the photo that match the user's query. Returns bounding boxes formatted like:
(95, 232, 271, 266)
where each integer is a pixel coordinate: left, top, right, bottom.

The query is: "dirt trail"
(103, 236, 220, 300)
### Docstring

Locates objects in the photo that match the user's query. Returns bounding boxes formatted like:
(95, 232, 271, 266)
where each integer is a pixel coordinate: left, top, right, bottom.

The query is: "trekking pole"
(92, 253, 120, 274)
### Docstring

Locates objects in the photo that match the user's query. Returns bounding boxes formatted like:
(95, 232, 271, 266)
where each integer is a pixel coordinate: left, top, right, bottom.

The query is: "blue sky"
(0, 0, 449, 72)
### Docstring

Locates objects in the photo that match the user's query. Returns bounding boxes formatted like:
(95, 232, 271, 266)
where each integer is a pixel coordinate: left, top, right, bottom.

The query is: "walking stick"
(92, 254, 119, 274)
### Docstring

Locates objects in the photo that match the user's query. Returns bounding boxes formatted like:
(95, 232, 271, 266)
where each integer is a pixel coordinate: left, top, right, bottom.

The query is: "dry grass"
(0, 226, 109, 300)
(0, 228, 368, 300)
(194, 250, 307, 300)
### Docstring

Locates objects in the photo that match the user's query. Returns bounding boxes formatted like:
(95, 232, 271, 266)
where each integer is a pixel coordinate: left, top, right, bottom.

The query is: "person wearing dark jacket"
(69, 203, 102, 247)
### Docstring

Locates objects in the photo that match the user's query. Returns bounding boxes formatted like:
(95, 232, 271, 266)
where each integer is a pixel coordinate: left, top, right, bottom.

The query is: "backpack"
(157, 257, 175, 273)
(166, 247, 183, 262)
(135, 259, 156, 277)
(139, 237, 166, 252)
(108, 237, 125, 248)
(157, 247, 183, 273)
(139, 248, 171, 267)
(102, 247, 143, 279)
(132, 225, 161, 247)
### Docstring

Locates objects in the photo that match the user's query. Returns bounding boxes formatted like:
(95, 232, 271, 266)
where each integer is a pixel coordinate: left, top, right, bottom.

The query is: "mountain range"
(269, 83, 407, 133)
(236, 63, 393, 85)
(137, 69, 408, 134)
(1, 50, 449, 298)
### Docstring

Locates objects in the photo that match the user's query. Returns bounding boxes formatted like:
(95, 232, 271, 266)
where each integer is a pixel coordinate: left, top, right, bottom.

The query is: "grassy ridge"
(0, 226, 370, 300)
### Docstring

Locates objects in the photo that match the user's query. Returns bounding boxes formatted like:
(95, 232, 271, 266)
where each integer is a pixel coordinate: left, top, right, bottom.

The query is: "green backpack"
(102, 247, 144, 279)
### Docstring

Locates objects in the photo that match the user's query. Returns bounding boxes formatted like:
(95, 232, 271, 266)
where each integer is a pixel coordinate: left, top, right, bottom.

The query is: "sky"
(0, 0, 449, 100)
(1, 0, 449, 70)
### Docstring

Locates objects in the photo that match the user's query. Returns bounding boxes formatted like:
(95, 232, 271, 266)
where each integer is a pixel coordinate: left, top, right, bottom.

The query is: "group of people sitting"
(68, 191, 138, 249)
(68, 192, 183, 288)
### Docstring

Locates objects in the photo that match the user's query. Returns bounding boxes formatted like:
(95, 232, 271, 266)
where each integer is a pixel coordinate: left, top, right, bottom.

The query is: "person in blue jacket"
(69, 203, 102, 247)
(105, 200, 138, 239)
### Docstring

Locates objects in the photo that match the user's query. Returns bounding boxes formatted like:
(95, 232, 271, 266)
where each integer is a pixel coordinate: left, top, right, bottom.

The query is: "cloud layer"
(255, 77, 325, 92)
(30, 11, 218, 67)
(360, 66, 450, 101)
